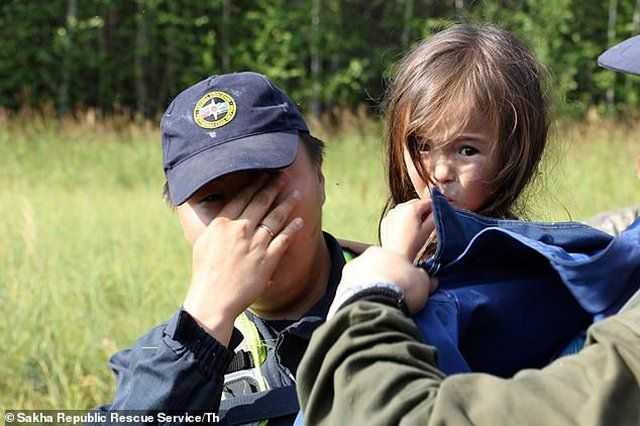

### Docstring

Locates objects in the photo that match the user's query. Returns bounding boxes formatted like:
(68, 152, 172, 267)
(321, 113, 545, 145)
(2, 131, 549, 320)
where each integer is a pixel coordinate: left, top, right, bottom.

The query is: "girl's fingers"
(387, 198, 432, 225)
(429, 277, 439, 294)
(420, 213, 436, 236)
(218, 173, 270, 219)
(413, 213, 436, 264)
(412, 198, 433, 221)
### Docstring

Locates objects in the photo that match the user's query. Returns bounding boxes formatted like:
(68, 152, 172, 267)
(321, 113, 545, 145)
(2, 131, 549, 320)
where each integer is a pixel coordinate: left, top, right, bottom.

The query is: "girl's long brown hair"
(381, 24, 549, 237)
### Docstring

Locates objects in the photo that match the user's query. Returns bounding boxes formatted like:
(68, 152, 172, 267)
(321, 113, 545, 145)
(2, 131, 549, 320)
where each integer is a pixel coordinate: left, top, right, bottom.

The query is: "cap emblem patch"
(193, 91, 237, 129)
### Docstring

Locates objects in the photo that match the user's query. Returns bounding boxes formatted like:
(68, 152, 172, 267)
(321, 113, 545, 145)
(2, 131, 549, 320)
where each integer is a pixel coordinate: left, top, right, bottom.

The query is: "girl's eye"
(459, 146, 479, 156)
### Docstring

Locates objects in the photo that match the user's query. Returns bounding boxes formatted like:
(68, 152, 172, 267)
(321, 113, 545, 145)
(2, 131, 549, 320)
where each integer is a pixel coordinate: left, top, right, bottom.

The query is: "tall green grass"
(2, 114, 640, 410)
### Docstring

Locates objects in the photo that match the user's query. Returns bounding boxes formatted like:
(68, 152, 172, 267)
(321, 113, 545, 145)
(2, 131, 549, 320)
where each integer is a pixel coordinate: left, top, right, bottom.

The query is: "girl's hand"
(339, 247, 437, 314)
(380, 198, 435, 262)
(183, 174, 303, 346)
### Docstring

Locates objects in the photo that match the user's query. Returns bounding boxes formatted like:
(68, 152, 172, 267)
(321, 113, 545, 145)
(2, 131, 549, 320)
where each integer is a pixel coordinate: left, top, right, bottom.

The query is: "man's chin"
(250, 280, 301, 314)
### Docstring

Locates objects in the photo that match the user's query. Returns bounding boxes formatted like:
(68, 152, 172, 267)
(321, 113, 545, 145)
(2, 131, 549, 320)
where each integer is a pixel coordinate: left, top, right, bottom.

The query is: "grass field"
(2, 114, 640, 410)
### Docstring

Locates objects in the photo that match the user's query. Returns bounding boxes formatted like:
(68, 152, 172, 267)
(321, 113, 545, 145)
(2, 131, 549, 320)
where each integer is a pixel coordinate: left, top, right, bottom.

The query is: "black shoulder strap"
(225, 349, 255, 374)
(219, 385, 299, 425)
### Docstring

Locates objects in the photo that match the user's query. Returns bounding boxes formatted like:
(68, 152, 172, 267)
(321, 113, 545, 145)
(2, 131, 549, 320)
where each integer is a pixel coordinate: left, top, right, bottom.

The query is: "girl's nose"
(431, 156, 455, 184)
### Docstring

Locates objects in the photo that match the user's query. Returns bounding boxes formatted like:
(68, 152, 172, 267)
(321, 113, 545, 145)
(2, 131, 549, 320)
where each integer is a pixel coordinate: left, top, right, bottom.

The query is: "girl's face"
(403, 112, 500, 212)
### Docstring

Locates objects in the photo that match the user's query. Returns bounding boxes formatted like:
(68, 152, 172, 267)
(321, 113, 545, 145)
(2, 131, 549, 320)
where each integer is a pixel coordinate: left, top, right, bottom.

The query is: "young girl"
(297, 35, 640, 426)
(381, 24, 549, 263)
(363, 24, 640, 377)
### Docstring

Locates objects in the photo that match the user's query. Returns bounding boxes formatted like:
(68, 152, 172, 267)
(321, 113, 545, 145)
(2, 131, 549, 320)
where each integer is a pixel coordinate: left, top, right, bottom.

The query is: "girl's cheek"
(419, 184, 432, 199)
(411, 176, 429, 199)
(470, 157, 496, 181)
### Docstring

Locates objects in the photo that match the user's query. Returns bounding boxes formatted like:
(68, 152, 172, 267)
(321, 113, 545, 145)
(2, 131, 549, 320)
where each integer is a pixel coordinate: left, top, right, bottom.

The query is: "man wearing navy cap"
(295, 38, 640, 425)
(95, 72, 357, 425)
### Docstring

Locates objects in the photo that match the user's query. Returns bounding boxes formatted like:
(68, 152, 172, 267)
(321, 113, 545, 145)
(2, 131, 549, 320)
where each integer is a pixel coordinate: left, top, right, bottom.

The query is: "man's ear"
(317, 168, 326, 205)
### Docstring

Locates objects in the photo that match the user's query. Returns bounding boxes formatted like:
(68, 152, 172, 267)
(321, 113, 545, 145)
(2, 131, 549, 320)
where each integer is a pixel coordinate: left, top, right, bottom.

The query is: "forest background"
(3, 0, 640, 411)
(3, 0, 640, 117)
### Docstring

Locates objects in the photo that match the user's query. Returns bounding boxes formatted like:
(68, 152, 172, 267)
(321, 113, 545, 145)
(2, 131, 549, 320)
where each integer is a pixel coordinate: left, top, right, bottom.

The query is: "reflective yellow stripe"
(229, 245, 353, 425)
(235, 313, 268, 391)
(343, 247, 356, 263)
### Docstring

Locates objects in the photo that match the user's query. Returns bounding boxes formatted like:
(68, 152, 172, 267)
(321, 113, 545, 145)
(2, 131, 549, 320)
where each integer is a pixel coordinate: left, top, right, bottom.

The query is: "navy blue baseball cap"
(598, 35, 640, 75)
(161, 72, 309, 205)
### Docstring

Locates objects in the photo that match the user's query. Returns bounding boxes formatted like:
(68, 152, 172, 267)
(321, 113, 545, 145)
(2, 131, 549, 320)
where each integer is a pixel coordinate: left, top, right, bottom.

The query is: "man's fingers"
(218, 173, 270, 219)
(263, 217, 304, 270)
(240, 173, 288, 227)
(255, 190, 301, 242)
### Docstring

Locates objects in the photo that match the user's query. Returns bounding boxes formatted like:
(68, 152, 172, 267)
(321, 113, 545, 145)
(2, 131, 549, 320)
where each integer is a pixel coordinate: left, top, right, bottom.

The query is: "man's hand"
(183, 174, 303, 346)
(380, 198, 435, 263)
(338, 247, 437, 314)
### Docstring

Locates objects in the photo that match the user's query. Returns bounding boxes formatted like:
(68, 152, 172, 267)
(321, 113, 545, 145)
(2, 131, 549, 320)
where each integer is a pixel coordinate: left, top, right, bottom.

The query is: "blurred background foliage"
(2, 0, 640, 120)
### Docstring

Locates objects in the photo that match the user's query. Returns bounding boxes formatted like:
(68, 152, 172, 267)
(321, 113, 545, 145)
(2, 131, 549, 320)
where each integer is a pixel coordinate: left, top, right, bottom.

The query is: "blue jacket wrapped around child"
(415, 190, 640, 376)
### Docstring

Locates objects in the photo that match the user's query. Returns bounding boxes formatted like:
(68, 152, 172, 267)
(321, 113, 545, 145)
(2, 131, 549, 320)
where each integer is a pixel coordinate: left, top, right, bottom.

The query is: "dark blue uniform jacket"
(93, 233, 347, 425)
(415, 190, 640, 376)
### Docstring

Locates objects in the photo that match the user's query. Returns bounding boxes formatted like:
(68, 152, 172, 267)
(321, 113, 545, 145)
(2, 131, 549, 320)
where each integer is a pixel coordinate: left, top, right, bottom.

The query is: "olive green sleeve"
(297, 301, 640, 426)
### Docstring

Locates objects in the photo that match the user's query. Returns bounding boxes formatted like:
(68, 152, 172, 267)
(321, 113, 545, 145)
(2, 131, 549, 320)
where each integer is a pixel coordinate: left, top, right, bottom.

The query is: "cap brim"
(167, 131, 299, 205)
(598, 35, 640, 75)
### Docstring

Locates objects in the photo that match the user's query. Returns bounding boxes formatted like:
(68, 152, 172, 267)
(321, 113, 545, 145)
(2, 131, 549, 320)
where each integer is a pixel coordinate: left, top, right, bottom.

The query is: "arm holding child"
(297, 242, 640, 426)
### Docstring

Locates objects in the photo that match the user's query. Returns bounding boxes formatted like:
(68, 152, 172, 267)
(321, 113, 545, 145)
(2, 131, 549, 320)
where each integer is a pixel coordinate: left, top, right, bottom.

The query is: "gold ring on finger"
(258, 223, 276, 239)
